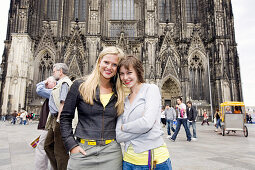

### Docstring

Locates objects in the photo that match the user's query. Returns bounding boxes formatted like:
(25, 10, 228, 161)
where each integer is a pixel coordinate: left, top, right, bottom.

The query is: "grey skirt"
(67, 141, 122, 170)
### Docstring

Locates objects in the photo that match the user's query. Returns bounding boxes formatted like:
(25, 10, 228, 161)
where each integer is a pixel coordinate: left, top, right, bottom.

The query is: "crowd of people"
(161, 99, 198, 142)
(1, 110, 35, 125)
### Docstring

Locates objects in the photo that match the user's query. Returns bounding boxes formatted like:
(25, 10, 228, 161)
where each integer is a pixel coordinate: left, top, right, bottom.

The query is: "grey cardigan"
(116, 83, 164, 153)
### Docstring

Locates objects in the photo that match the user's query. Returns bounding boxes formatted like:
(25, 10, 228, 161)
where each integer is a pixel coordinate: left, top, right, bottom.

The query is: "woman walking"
(116, 55, 172, 170)
(214, 109, 221, 132)
(201, 110, 209, 126)
(60, 46, 125, 170)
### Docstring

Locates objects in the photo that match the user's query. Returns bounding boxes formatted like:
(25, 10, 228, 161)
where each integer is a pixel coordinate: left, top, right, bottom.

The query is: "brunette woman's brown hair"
(118, 55, 145, 83)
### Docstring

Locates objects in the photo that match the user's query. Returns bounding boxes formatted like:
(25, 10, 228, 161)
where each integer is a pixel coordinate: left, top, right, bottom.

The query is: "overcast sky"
(0, 1, 254, 106)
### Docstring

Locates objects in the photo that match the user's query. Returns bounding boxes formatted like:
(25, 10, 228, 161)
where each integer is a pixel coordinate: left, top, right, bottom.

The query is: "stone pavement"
(0, 120, 255, 170)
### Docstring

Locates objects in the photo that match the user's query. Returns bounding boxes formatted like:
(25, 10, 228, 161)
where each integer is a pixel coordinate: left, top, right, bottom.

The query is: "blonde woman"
(116, 56, 172, 170)
(60, 46, 125, 170)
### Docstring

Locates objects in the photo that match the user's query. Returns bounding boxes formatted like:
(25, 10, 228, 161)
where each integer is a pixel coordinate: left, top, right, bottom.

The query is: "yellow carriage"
(220, 102, 248, 137)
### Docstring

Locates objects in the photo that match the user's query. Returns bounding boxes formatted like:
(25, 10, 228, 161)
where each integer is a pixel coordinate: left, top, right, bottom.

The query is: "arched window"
(74, 0, 87, 21)
(185, 0, 198, 23)
(189, 55, 204, 100)
(38, 52, 54, 82)
(159, 0, 172, 22)
(111, 0, 135, 20)
(47, 0, 59, 20)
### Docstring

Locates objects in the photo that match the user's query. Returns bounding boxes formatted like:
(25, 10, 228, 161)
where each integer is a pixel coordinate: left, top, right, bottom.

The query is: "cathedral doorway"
(161, 77, 181, 107)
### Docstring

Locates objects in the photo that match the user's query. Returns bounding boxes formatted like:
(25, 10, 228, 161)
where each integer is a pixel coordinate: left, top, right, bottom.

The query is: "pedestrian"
(44, 63, 72, 170)
(11, 110, 17, 124)
(170, 97, 192, 142)
(1, 113, 6, 122)
(18, 112, 23, 124)
(248, 114, 252, 124)
(116, 55, 172, 169)
(214, 109, 221, 132)
(161, 107, 166, 127)
(60, 46, 125, 170)
(201, 110, 209, 125)
(225, 107, 232, 114)
(165, 104, 176, 138)
(233, 106, 241, 114)
(26, 114, 30, 125)
(35, 76, 56, 170)
(186, 101, 197, 141)
(20, 110, 28, 125)
(29, 113, 34, 123)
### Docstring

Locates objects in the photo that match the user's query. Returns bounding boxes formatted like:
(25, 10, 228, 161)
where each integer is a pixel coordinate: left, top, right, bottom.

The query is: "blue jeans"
(1, 116, 6, 122)
(123, 158, 172, 170)
(187, 121, 197, 138)
(171, 118, 191, 141)
(12, 117, 16, 124)
(19, 118, 23, 124)
(166, 119, 175, 136)
(216, 119, 221, 129)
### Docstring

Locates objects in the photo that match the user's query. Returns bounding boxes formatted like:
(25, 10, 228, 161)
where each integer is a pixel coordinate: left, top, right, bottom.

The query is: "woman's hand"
(70, 146, 86, 155)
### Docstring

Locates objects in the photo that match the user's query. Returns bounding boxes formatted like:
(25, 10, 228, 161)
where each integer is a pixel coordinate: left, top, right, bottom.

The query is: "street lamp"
(207, 55, 213, 121)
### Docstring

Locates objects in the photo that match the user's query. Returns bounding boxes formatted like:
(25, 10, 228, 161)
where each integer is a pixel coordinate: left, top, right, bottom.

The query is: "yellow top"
(123, 143, 169, 165)
(100, 92, 114, 108)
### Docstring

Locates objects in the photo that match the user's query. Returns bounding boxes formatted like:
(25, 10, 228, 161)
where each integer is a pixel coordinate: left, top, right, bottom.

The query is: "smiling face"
(99, 54, 119, 80)
(119, 65, 139, 88)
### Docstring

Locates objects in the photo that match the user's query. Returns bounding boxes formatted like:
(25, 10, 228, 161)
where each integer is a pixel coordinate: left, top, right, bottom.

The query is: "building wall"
(0, 0, 243, 115)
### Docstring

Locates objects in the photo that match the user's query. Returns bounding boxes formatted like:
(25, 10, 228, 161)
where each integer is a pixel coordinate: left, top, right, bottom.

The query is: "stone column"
(1, 33, 33, 114)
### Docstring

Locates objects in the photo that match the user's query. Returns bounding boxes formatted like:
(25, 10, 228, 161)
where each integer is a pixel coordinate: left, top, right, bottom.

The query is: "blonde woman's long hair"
(79, 46, 125, 115)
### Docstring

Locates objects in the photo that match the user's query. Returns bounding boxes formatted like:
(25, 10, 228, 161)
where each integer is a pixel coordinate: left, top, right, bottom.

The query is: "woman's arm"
(116, 114, 142, 143)
(122, 84, 161, 134)
(60, 80, 81, 152)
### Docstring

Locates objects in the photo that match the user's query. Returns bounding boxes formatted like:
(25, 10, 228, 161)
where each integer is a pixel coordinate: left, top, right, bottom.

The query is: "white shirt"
(177, 103, 187, 119)
(161, 111, 166, 118)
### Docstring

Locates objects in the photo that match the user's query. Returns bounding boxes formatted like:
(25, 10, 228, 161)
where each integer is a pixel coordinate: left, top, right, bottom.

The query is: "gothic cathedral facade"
(0, 0, 242, 116)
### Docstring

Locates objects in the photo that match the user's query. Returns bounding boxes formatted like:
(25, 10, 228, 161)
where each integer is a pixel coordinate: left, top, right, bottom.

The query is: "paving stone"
(0, 121, 255, 170)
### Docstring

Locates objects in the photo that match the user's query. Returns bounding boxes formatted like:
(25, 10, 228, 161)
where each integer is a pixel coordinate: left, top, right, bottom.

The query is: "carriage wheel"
(243, 125, 248, 137)
(222, 125, 225, 136)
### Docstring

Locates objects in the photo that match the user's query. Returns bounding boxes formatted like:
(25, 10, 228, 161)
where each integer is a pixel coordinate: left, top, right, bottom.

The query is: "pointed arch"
(160, 49, 180, 79)
(159, 75, 182, 107)
(34, 48, 55, 83)
(158, 31, 180, 79)
(64, 25, 88, 79)
(34, 23, 57, 84)
(34, 22, 57, 58)
(188, 50, 208, 100)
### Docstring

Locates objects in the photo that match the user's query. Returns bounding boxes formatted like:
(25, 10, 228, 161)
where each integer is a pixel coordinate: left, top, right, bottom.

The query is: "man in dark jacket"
(186, 101, 197, 141)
